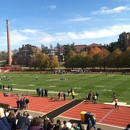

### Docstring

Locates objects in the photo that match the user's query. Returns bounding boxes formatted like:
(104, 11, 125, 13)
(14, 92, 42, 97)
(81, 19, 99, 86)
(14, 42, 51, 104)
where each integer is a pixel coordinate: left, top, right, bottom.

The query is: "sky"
(0, 0, 130, 51)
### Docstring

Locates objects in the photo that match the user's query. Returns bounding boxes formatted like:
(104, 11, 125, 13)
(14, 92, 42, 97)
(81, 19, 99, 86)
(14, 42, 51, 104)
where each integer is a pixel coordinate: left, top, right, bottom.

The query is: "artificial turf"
(0, 72, 130, 104)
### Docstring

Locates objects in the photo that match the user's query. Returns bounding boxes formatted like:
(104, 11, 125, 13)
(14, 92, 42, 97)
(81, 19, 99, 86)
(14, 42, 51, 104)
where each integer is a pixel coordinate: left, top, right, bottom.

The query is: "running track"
(0, 92, 130, 128)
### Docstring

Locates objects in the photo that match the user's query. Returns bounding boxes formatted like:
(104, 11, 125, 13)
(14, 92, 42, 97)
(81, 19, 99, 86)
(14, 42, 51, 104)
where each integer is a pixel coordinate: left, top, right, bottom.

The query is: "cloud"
(65, 17, 91, 22)
(11, 30, 29, 44)
(41, 5, 56, 10)
(92, 6, 130, 14)
(39, 24, 130, 44)
(1, 24, 130, 49)
(47, 5, 56, 9)
(20, 29, 38, 34)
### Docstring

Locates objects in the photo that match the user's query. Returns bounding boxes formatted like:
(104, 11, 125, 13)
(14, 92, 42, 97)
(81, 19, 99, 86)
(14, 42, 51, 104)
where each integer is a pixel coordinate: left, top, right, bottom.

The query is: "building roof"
(74, 45, 87, 48)
(88, 43, 102, 47)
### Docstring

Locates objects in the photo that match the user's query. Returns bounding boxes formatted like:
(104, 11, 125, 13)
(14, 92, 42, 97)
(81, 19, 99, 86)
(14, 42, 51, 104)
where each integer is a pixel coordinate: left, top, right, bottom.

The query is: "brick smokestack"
(6, 20, 12, 65)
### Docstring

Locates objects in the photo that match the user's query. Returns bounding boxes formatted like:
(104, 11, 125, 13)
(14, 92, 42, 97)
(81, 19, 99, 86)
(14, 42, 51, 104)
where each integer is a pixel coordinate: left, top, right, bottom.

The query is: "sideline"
(13, 88, 58, 93)
(12, 88, 79, 95)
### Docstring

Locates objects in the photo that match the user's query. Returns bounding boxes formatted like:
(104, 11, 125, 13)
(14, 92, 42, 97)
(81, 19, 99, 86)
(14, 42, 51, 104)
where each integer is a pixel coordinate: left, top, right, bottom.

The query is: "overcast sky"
(0, 0, 130, 51)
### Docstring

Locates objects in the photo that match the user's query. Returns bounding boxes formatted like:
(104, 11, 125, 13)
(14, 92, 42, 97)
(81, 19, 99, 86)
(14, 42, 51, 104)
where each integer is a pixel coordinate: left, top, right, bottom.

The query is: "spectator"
(4, 109, 10, 117)
(43, 115, 50, 130)
(44, 89, 48, 97)
(16, 112, 21, 120)
(0, 107, 11, 130)
(16, 111, 30, 130)
(63, 92, 67, 101)
(16, 99, 20, 109)
(29, 117, 43, 130)
(88, 91, 93, 100)
(75, 122, 85, 130)
(93, 94, 97, 104)
(7, 110, 17, 130)
(87, 118, 92, 130)
(53, 119, 62, 130)
(48, 118, 55, 130)
(25, 97, 29, 110)
(66, 122, 72, 130)
(58, 92, 61, 101)
(92, 115, 96, 130)
(71, 90, 75, 99)
(27, 113, 33, 122)
(95, 92, 99, 101)
(62, 120, 67, 130)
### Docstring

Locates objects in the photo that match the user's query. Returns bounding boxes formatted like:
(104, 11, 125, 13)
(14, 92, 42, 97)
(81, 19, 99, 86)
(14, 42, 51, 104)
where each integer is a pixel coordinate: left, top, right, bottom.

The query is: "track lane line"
(99, 108, 114, 123)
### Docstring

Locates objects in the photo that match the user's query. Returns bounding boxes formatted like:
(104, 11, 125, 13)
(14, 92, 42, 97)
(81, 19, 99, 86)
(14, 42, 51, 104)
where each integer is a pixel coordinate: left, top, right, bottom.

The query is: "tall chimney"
(6, 20, 12, 65)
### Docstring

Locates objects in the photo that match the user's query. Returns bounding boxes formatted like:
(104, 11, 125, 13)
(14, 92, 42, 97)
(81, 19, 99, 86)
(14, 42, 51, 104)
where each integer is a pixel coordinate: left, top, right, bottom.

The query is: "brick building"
(12, 44, 41, 66)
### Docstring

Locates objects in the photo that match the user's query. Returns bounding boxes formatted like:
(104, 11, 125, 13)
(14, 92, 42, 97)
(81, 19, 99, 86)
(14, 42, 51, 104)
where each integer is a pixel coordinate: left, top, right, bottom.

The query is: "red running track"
(0, 93, 71, 114)
(1, 93, 130, 128)
(61, 102, 130, 128)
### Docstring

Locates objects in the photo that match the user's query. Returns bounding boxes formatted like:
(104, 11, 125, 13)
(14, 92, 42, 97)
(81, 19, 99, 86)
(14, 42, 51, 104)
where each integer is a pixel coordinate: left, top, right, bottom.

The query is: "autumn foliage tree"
(37, 53, 50, 70)
(64, 50, 76, 69)
(121, 47, 130, 67)
(88, 47, 102, 69)
(49, 55, 59, 69)
(75, 51, 90, 69)
(97, 48, 110, 71)
(107, 49, 123, 70)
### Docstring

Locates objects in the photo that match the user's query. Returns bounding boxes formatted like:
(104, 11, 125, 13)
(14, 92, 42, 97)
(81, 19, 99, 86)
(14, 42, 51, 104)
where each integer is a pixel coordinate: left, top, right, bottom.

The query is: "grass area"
(0, 72, 130, 104)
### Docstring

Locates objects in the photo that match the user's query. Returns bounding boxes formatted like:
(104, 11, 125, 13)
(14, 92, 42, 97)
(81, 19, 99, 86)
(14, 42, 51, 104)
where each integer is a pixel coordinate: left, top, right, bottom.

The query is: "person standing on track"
(114, 98, 120, 109)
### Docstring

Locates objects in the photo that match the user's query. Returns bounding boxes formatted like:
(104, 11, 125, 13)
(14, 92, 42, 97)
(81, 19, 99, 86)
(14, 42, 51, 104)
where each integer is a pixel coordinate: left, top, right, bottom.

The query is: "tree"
(28, 58, 38, 69)
(56, 43, 61, 56)
(64, 50, 76, 69)
(121, 47, 130, 67)
(56, 43, 61, 50)
(107, 42, 120, 52)
(63, 43, 76, 57)
(88, 47, 101, 69)
(37, 53, 50, 70)
(49, 55, 59, 69)
(42, 46, 48, 53)
(75, 51, 90, 69)
(0, 51, 7, 61)
(97, 48, 110, 71)
(71, 42, 76, 52)
(107, 49, 123, 70)
(63, 44, 72, 57)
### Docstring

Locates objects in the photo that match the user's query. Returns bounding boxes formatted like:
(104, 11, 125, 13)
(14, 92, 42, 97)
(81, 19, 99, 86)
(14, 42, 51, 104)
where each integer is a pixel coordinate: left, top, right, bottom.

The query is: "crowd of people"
(0, 87, 128, 130)
(50, 88, 76, 101)
(36, 88, 48, 97)
(16, 97, 30, 110)
(0, 107, 106, 130)
(0, 106, 130, 130)
(0, 75, 126, 130)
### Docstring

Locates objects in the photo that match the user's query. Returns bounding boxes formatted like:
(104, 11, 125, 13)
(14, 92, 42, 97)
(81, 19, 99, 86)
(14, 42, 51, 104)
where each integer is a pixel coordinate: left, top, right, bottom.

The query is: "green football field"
(0, 72, 130, 104)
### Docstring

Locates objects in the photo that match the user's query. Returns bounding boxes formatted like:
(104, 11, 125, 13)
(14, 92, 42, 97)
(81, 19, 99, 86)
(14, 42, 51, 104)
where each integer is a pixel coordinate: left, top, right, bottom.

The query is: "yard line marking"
(98, 108, 114, 123)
